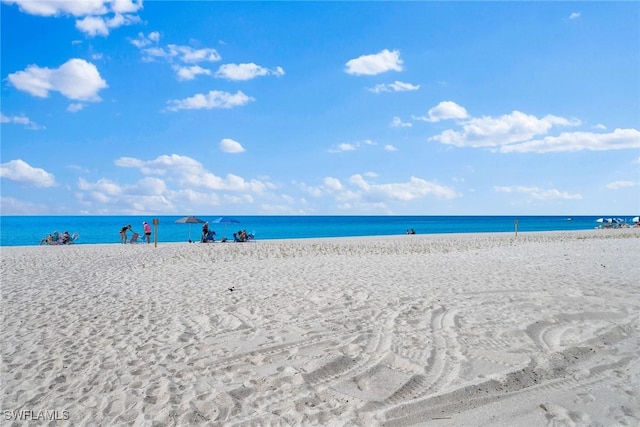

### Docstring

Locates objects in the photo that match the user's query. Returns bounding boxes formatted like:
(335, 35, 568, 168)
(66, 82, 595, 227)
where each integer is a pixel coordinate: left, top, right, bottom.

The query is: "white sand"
(1, 230, 639, 426)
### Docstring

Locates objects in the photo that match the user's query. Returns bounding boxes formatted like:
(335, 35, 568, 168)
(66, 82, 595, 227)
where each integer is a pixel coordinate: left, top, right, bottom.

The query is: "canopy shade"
(213, 217, 240, 225)
(175, 216, 206, 241)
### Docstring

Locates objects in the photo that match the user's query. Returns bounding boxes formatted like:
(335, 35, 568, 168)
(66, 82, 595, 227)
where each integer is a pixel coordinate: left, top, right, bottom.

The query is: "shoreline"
(3, 227, 638, 251)
(2, 229, 639, 425)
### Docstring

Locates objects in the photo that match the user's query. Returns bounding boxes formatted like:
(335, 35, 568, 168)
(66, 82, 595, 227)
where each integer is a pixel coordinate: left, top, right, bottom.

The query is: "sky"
(1, 1, 639, 216)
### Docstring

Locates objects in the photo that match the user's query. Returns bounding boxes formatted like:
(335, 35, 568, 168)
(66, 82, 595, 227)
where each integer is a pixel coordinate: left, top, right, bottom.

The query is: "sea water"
(0, 215, 630, 247)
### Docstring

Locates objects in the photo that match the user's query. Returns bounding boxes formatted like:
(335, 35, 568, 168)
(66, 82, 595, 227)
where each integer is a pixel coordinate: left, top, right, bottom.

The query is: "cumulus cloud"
(5, 0, 143, 36)
(429, 109, 581, 149)
(76, 13, 140, 37)
(114, 154, 274, 194)
(129, 31, 160, 48)
(141, 44, 221, 64)
(384, 145, 398, 152)
(499, 128, 640, 153)
(569, 12, 581, 19)
(0, 159, 56, 187)
(67, 103, 85, 113)
(220, 138, 246, 153)
(166, 90, 254, 111)
(494, 185, 582, 200)
(77, 153, 284, 213)
(303, 174, 457, 211)
(391, 116, 412, 128)
(369, 81, 420, 93)
(606, 180, 638, 190)
(0, 113, 43, 129)
(7, 59, 108, 101)
(173, 65, 212, 81)
(215, 63, 285, 81)
(328, 139, 376, 154)
(345, 49, 403, 76)
(414, 101, 469, 123)
(129, 33, 224, 80)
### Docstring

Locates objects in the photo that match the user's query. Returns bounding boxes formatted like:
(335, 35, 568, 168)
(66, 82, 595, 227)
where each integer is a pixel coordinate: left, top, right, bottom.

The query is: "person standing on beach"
(120, 224, 132, 244)
(143, 221, 152, 243)
(202, 221, 209, 243)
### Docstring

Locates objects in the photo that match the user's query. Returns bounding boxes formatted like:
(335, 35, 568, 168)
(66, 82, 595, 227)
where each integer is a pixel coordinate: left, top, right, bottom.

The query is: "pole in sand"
(153, 218, 159, 247)
(514, 219, 518, 237)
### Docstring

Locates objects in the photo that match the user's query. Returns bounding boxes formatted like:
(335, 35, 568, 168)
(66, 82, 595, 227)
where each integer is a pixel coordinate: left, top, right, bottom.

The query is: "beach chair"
(203, 230, 216, 243)
(129, 233, 140, 243)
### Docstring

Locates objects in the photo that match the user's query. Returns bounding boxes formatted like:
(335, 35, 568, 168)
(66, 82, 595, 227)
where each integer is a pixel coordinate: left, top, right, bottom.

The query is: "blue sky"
(1, 1, 639, 216)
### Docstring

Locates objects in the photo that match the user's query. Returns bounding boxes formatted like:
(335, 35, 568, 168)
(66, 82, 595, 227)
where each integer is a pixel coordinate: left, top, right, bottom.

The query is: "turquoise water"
(0, 215, 630, 247)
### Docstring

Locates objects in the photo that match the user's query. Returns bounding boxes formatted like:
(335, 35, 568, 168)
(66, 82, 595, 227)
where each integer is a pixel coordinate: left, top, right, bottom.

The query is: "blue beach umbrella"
(213, 217, 240, 237)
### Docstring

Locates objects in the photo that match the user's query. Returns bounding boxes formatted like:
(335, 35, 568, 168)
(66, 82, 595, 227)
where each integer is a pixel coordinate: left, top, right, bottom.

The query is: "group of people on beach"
(40, 231, 76, 245)
(200, 222, 253, 243)
(119, 222, 152, 244)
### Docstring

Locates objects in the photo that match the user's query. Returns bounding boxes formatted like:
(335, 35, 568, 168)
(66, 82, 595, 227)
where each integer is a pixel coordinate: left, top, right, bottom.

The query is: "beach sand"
(1, 230, 639, 426)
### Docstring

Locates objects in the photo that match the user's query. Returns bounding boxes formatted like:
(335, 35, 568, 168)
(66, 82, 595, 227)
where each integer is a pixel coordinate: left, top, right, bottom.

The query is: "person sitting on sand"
(61, 231, 71, 244)
(40, 231, 59, 245)
(120, 224, 132, 244)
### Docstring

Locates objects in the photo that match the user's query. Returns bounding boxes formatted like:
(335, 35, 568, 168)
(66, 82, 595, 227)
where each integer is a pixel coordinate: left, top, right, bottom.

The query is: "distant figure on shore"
(143, 221, 152, 243)
(120, 224, 132, 244)
(202, 222, 209, 242)
(406, 228, 416, 235)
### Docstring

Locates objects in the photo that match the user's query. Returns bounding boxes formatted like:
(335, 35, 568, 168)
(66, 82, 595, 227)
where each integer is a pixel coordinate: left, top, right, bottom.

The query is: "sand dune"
(2, 230, 639, 426)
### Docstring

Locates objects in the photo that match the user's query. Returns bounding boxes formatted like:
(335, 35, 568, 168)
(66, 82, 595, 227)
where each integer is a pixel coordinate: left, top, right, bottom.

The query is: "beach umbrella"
(213, 216, 240, 237)
(633, 216, 639, 223)
(175, 216, 205, 241)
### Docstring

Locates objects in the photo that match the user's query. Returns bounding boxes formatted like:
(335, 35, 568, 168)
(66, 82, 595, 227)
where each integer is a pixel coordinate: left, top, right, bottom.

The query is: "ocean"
(0, 215, 631, 247)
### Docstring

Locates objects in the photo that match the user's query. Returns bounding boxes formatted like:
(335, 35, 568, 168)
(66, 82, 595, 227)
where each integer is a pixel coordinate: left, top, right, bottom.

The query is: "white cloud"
(329, 139, 377, 153)
(76, 13, 141, 37)
(329, 143, 357, 153)
(0, 113, 43, 129)
(4, 0, 111, 17)
(369, 81, 420, 93)
(114, 154, 275, 194)
(215, 63, 285, 81)
(67, 103, 85, 113)
(167, 44, 221, 63)
(5, 0, 143, 36)
(0, 159, 56, 187)
(0, 196, 49, 215)
(349, 174, 457, 202)
(130, 31, 160, 48)
(499, 128, 640, 153)
(133, 38, 223, 79)
(391, 116, 412, 128)
(166, 90, 254, 111)
(345, 49, 403, 76)
(430, 109, 581, 148)
(220, 138, 246, 153)
(569, 12, 581, 19)
(303, 174, 457, 210)
(494, 185, 582, 201)
(8, 58, 108, 101)
(141, 44, 221, 64)
(384, 145, 398, 152)
(606, 181, 638, 190)
(173, 65, 212, 81)
(414, 101, 469, 123)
